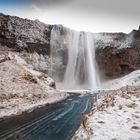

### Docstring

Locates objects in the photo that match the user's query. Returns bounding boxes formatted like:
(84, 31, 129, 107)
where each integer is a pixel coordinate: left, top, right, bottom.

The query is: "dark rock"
(0, 13, 53, 55)
(0, 13, 140, 80)
(95, 30, 140, 78)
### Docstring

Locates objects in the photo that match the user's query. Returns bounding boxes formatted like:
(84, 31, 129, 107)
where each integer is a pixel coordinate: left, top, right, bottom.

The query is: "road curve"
(0, 93, 94, 140)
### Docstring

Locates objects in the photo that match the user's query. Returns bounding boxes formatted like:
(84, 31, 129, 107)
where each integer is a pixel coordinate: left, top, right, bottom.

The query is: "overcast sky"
(0, 0, 139, 33)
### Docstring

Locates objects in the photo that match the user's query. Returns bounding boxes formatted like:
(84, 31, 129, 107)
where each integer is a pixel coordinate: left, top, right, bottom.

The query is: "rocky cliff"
(0, 13, 52, 55)
(95, 30, 140, 78)
(0, 13, 53, 73)
(0, 54, 68, 118)
(0, 13, 140, 80)
(49, 25, 140, 82)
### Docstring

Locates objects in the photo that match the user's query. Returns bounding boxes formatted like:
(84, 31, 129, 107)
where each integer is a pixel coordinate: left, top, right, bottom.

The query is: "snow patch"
(73, 87, 140, 140)
(101, 70, 140, 90)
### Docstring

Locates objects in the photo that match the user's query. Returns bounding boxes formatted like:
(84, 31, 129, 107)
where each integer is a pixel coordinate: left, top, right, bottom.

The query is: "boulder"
(46, 77, 56, 89)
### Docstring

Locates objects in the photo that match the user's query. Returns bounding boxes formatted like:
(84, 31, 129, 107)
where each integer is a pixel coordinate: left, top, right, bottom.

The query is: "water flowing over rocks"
(50, 25, 100, 89)
(0, 13, 139, 140)
(0, 13, 140, 88)
(50, 25, 140, 89)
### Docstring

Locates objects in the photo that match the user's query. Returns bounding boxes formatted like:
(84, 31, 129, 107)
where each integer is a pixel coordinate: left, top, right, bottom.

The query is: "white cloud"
(31, 4, 41, 12)
(3, 0, 139, 33)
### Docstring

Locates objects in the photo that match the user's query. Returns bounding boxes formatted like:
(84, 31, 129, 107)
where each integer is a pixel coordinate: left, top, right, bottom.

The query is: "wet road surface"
(0, 93, 94, 140)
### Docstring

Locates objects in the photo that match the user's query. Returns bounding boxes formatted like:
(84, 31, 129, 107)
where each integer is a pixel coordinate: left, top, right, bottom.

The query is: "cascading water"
(50, 25, 100, 90)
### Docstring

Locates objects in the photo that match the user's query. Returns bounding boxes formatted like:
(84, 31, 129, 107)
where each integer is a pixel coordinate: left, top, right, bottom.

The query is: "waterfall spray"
(50, 25, 100, 90)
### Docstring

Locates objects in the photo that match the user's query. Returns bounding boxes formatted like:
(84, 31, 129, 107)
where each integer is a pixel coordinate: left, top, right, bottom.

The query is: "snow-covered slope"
(73, 87, 140, 140)
(101, 70, 140, 90)
(0, 53, 68, 118)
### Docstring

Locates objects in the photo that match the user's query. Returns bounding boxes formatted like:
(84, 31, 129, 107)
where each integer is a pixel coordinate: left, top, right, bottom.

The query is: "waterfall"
(50, 25, 100, 90)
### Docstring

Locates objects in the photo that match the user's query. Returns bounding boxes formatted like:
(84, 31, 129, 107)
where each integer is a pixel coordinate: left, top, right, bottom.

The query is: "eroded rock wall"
(95, 30, 140, 78)
(0, 13, 140, 80)
(0, 13, 53, 55)
(0, 13, 53, 73)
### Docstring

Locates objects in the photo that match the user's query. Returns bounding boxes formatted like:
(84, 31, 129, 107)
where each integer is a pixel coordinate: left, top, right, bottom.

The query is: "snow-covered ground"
(72, 86, 140, 140)
(0, 53, 69, 119)
(101, 70, 140, 90)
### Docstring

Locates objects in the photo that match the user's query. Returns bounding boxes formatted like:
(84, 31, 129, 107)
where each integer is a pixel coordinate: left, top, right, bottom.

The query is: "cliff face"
(95, 30, 140, 78)
(0, 13, 52, 55)
(50, 25, 140, 81)
(0, 13, 54, 73)
(0, 13, 140, 80)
